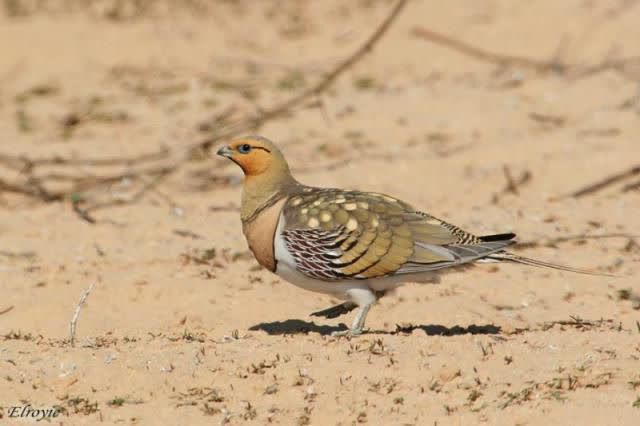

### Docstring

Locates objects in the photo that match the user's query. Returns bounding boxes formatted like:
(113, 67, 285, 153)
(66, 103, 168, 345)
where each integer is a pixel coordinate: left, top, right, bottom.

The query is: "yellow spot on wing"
(344, 203, 357, 211)
(320, 212, 332, 222)
(346, 218, 358, 231)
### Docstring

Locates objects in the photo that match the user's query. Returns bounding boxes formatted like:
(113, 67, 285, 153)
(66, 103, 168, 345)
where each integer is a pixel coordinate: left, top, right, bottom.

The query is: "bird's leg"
(313, 290, 385, 319)
(310, 302, 357, 319)
(331, 288, 376, 337)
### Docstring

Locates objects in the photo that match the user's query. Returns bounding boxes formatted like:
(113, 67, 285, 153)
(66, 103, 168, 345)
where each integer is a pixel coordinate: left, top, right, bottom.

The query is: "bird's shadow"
(249, 319, 501, 336)
(249, 319, 348, 336)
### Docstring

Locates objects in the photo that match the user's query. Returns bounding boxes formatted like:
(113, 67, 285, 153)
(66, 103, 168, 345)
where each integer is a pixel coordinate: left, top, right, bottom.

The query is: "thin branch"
(254, 0, 408, 124)
(0, 250, 36, 259)
(0, 306, 14, 315)
(69, 283, 95, 347)
(553, 165, 640, 199)
(411, 27, 564, 73)
(72, 167, 177, 223)
(491, 166, 532, 204)
(0, 148, 169, 170)
(622, 178, 640, 193)
(194, 0, 408, 152)
(0, 164, 175, 206)
(411, 26, 640, 79)
(0, 177, 63, 200)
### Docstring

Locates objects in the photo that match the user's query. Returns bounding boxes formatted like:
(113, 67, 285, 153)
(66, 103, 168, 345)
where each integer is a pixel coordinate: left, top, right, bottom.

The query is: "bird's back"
(278, 187, 515, 281)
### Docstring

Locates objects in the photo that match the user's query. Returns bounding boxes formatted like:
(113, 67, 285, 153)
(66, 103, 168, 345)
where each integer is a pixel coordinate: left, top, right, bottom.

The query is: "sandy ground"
(1, 1, 639, 424)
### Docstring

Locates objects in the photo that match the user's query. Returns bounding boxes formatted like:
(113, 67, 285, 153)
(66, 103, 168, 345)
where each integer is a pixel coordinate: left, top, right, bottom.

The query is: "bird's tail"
(485, 251, 615, 277)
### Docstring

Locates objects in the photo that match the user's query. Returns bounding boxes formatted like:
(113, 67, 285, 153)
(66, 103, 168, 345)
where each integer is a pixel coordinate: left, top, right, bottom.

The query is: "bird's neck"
(240, 171, 299, 222)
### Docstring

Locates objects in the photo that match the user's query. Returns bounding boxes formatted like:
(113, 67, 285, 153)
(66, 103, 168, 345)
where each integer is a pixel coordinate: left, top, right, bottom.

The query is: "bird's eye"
(238, 144, 252, 154)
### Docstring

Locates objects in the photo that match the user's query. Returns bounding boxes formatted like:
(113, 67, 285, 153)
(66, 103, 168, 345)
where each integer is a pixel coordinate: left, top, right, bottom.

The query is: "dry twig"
(622, 179, 640, 192)
(71, 166, 177, 223)
(411, 26, 640, 80)
(0, 250, 36, 259)
(192, 0, 408, 153)
(553, 165, 640, 199)
(412, 27, 563, 73)
(69, 283, 95, 347)
(492, 165, 532, 203)
(0, 306, 14, 315)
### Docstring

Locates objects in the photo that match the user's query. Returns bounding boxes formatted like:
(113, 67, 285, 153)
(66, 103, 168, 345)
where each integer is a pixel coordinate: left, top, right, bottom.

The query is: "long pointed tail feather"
(487, 251, 616, 277)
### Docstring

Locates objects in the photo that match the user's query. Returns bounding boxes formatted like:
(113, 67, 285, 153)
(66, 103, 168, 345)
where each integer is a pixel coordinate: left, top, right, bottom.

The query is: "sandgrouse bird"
(218, 136, 603, 337)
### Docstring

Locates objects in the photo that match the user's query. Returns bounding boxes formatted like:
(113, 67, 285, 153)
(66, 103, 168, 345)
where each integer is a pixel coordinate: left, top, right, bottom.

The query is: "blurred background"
(1, 1, 639, 424)
(1, 0, 639, 209)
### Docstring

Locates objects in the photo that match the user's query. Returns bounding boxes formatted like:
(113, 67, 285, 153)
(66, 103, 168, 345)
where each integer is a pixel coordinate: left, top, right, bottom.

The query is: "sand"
(1, 1, 639, 424)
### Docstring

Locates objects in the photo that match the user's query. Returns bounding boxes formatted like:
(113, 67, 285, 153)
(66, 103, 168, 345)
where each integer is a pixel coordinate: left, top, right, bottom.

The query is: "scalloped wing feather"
(280, 188, 516, 281)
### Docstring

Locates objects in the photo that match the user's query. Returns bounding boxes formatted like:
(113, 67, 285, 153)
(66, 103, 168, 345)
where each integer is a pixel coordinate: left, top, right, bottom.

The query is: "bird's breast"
(242, 197, 288, 272)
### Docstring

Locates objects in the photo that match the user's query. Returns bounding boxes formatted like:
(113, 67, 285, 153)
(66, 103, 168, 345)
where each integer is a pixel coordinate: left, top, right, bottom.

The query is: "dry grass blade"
(411, 26, 565, 73)
(69, 283, 95, 347)
(0, 305, 15, 315)
(553, 165, 640, 199)
(411, 26, 640, 81)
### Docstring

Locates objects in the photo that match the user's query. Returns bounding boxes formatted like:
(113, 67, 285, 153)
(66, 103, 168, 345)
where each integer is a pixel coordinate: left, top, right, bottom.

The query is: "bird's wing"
(280, 188, 515, 281)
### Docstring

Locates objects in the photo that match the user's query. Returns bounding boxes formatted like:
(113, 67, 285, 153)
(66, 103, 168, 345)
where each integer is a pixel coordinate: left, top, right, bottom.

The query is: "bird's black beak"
(217, 146, 233, 158)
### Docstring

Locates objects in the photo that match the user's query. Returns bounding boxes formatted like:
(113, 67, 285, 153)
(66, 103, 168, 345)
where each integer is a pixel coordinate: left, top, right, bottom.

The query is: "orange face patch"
(221, 138, 275, 177)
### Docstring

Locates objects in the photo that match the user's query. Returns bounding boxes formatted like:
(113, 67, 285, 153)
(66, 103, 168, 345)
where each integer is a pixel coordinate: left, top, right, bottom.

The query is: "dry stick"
(411, 27, 562, 72)
(492, 165, 531, 203)
(0, 164, 175, 205)
(411, 26, 640, 78)
(0, 306, 14, 315)
(0, 249, 36, 259)
(69, 283, 95, 347)
(194, 0, 409, 152)
(503, 165, 530, 194)
(254, 0, 408, 124)
(72, 166, 177, 223)
(622, 178, 640, 193)
(0, 147, 169, 173)
(0, 177, 61, 200)
(572, 56, 640, 80)
(554, 164, 640, 199)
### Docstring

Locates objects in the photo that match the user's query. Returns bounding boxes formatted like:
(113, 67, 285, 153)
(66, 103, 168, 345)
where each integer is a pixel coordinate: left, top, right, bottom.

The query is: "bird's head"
(217, 136, 290, 178)
(218, 136, 298, 220)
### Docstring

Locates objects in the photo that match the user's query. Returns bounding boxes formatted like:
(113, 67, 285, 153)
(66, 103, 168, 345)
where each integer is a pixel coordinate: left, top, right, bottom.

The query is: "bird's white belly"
(274, 261, 355, 298)
(273, 215, 369, 298)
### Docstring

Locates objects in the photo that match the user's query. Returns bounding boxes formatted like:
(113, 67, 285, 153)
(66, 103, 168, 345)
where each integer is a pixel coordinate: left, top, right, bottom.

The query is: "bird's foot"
(331, 327, 366, 338)
(311, 302, 357, 319)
